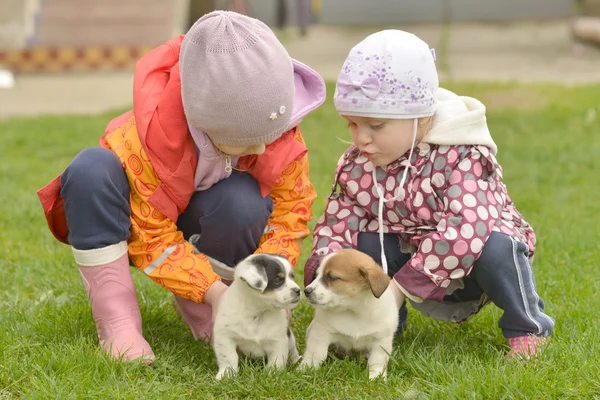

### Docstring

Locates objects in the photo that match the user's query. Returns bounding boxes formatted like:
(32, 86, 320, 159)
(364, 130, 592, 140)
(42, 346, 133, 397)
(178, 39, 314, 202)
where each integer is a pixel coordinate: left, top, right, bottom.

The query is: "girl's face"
(213, 143, 267, 156)
(213, 135, 279, 156)
(344, 116, 429, 168)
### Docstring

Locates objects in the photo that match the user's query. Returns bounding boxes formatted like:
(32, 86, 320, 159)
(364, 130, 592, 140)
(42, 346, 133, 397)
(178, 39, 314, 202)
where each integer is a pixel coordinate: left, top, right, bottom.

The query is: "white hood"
(423, 88, 497, 155)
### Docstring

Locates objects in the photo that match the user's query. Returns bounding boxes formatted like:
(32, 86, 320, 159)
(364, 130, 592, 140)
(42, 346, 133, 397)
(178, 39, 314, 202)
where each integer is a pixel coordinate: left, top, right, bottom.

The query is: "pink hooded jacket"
(305, 89, 536, 303)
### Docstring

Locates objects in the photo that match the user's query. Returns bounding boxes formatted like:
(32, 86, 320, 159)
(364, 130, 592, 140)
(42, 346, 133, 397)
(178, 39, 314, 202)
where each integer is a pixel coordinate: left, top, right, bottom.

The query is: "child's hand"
(387, 280, 406, 308)
(204, 280, 228, 323)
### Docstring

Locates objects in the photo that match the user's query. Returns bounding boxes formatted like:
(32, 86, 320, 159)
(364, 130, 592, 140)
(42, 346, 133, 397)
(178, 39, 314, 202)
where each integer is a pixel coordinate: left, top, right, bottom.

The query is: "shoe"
(506, 335, 547, 360)
(75, 242, 155, 363)
(173, 295, 213, 343)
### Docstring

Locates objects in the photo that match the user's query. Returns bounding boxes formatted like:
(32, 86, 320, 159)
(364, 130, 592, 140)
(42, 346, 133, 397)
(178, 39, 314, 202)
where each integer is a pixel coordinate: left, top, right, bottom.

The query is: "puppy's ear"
(238, 263, 268, 292)
(360, 263, 391, 298)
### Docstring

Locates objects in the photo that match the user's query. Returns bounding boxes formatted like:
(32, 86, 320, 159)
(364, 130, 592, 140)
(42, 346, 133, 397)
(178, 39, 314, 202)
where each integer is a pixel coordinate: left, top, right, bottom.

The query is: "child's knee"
(219, 181, 273, 229)
(182, 172, 274, 237)
(357, 232, 403, 263)
(61, 148, 127, 195)
(474, 231, 524, 275)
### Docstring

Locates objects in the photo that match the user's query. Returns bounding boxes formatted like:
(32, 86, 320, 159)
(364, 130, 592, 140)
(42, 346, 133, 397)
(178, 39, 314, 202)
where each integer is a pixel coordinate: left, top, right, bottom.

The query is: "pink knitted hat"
(180, 11, 295, 146)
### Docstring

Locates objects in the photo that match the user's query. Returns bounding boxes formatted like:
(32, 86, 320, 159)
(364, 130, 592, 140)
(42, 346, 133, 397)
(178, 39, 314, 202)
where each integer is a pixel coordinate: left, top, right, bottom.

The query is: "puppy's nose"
(304, 287, 314, 296)
(293, 287, 301, 296)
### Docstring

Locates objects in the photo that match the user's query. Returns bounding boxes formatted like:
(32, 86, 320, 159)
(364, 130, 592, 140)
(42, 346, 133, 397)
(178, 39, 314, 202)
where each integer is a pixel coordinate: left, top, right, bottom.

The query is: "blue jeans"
(60, 147, 273, 267)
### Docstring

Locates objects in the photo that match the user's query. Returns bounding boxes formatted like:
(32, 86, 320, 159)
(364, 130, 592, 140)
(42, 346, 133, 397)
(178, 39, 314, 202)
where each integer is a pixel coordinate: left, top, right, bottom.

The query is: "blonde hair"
(337, 116, 434, 146)
(417, 116, 434, 141)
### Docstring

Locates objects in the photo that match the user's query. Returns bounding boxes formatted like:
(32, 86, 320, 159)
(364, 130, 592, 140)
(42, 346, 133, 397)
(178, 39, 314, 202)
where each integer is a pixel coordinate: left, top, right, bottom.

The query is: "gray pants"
(357, 232, 554, 338)
(59, 147, 274, 267)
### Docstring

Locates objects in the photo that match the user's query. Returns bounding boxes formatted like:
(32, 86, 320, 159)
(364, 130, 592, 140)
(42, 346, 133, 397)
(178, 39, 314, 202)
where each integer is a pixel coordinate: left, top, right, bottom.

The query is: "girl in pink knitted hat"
(37, 11, 326, 363)
(304, 30, 553, 360)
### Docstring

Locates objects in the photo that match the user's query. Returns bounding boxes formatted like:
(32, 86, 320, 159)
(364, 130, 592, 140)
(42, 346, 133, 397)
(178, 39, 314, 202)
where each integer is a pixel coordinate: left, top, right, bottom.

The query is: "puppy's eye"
(327, 274, 339, 281)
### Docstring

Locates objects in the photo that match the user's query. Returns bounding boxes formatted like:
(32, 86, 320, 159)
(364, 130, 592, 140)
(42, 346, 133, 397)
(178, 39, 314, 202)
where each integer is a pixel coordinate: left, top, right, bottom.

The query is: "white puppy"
(300, 249, 398, 379)
(213, 254, 301, 380)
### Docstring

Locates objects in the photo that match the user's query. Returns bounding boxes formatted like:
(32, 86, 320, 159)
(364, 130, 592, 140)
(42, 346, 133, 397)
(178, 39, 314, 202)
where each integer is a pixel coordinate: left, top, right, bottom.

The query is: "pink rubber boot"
(75, 242, 155, 363)
(173, 296, 213, 343)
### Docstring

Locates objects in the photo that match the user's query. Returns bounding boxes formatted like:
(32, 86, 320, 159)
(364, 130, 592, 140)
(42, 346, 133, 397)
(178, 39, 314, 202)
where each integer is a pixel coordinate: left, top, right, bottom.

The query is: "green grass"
(1, 82, 600, 399)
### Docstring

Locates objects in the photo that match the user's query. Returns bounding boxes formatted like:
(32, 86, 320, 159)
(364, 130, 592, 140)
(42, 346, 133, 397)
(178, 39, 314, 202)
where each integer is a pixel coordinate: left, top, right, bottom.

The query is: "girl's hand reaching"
(204, 280, 228, 323)
(387, 280, 406, 308)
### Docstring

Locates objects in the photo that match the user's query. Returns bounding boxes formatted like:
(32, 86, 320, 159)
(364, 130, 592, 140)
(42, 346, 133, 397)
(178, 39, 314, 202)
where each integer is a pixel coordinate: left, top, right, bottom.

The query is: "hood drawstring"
(224, 155, 233, 173)
(372, 118, 418, 275)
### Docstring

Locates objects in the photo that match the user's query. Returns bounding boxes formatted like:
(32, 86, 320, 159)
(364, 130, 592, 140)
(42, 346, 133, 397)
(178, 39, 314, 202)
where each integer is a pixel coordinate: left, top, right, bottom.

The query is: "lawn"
(1, 82, 599, 399)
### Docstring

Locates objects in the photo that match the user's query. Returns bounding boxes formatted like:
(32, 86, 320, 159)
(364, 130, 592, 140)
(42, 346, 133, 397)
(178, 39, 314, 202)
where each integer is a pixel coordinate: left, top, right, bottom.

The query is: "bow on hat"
(337, 74, 380, 100)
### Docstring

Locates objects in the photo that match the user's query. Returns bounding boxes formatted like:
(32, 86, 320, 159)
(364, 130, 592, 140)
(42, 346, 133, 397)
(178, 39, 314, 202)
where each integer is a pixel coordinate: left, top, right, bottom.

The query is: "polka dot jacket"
(304, 142, 536, 302)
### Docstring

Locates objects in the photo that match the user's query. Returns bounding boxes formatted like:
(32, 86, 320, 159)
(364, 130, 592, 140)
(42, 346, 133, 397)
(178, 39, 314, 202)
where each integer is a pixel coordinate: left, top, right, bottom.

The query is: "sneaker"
(506, 335, 547, 360)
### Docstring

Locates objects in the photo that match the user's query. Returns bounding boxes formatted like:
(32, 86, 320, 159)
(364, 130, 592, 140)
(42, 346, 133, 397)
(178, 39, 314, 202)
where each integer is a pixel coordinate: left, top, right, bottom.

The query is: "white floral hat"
(333, 29, 438, 119)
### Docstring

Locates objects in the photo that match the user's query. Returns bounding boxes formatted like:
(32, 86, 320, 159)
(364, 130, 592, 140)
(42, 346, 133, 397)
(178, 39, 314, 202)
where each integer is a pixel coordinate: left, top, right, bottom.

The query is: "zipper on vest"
(225, 155, 232, 173)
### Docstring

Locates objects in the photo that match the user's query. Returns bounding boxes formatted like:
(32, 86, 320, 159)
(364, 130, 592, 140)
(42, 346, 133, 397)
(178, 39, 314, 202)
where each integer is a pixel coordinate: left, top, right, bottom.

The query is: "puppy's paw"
(266, 362, 286, 373)
(216, 367, 236, 380)
(289, 349, 301, 364)
(288, 341, 301, 364)
(297, 361, 310, 372)
(368, 368, 387, 381)
(298, 359, 319, 372)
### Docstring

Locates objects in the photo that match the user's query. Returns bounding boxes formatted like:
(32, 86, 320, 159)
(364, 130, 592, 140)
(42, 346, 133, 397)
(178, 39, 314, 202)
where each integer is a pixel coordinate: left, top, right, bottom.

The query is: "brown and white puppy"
(299, 249, 398, 379)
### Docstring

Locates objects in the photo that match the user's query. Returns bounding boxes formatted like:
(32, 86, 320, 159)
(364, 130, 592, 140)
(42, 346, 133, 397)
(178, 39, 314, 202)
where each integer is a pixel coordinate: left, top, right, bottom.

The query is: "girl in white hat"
(305, 30, 554, 360)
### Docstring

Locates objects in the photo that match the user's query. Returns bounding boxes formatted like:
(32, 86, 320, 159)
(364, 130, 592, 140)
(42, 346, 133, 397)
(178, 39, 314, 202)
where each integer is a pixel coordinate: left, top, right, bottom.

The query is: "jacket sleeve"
(394, 146, 505, 303)
(303, 152, 373, 286)
(103, 115, 221, 304)
(127, 191, 221, 304)
(255, 133, 317, 268)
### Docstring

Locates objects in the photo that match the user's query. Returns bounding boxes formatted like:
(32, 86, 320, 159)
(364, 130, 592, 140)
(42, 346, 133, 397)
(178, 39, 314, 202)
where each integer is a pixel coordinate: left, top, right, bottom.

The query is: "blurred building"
(0, 0, 191, 73)
(0, 0, 578, 74)
(250, 0, 574, 26)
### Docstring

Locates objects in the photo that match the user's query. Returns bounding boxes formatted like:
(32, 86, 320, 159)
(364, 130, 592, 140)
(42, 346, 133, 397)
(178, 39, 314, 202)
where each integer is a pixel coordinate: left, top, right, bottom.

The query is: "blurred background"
(1, 0, 599, 119)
